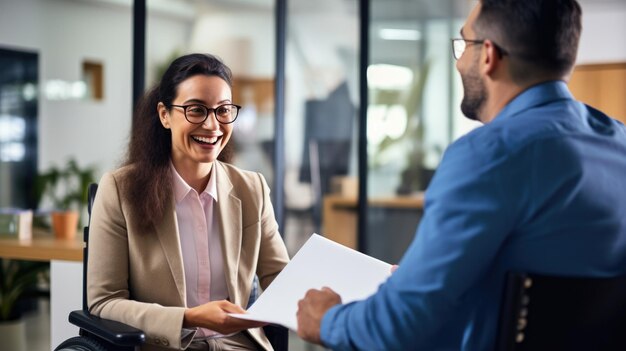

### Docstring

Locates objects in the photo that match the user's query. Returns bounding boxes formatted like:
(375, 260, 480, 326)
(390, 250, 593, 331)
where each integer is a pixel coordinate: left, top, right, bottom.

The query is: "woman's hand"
(183, 300, 267, 335)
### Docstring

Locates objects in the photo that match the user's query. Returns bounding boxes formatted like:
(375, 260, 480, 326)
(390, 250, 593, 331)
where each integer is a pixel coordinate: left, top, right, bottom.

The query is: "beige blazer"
(87, 161, 290, 351)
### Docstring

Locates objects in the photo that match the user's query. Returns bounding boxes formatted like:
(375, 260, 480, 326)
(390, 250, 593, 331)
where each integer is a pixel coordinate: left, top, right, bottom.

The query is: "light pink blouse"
(171, 164, 228, 338)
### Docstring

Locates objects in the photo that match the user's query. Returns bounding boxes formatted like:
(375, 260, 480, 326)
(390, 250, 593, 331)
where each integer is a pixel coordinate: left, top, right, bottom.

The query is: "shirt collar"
(171, 163, 219, 204)
(493, 80, 574, 122)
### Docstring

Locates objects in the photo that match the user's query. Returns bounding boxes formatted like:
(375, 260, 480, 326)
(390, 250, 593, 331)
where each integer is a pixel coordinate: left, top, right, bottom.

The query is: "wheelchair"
(54, 183, 288, 351)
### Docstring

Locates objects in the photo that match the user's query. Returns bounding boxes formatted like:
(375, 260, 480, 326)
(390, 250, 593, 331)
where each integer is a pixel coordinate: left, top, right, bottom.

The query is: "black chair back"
(81, 183, 98, 311)
(497, 272, 626, 351)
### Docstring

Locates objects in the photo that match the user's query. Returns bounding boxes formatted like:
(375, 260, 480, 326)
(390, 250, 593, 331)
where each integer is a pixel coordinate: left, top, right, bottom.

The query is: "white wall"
(0, 0, 192, 179)
(50, 261, 82, 350)
(189, 10, 275, 78)
(578, 2, 626, 64)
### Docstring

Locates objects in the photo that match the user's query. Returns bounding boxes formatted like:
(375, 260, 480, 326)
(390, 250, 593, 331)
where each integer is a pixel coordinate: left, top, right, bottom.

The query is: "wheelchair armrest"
(69, 310, 145, 347)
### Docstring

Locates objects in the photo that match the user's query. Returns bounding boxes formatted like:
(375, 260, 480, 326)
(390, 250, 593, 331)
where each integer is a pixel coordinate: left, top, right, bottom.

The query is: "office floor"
(26, 299, 326, 351)
(23, 299, 51, 351)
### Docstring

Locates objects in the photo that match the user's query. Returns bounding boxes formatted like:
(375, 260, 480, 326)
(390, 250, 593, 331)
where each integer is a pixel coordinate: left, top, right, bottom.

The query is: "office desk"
(0, 230, 83, 262)
(323, 193, 425, 251)
(0, 228, 83, 351)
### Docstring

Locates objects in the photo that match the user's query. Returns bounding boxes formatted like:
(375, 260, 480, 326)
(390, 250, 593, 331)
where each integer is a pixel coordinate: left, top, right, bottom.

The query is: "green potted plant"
(34, 158, 96, 239)
(0, 258, 50, 351)
(370, 63, 431, 195)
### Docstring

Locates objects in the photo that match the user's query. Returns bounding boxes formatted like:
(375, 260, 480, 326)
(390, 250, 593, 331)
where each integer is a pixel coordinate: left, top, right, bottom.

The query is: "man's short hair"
(475, 0, 582, 83)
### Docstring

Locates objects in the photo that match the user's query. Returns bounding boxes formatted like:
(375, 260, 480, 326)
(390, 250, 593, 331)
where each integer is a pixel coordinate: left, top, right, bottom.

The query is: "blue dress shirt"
(320, 81, 626, 351)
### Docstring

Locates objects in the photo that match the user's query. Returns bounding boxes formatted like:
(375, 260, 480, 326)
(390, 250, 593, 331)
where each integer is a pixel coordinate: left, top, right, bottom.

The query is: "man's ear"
(157, 102, 170, 129)
(482, 40, 502, 76)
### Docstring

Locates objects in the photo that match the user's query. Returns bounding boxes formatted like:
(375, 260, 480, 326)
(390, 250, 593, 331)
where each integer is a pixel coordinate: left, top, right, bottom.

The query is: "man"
(296, 0, 626, 350)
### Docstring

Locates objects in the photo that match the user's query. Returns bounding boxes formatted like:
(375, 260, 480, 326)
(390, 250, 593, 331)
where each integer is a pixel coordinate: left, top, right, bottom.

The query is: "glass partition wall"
(144, 0, 473, 263)
(143, 0, 473, 280)
(363, 0, 473, 263)
(283, 0, 359, 254)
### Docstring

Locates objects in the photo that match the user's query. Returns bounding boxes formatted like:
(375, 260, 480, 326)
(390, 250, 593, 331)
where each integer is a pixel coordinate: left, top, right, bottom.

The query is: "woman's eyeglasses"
(171, 103, 241, 124)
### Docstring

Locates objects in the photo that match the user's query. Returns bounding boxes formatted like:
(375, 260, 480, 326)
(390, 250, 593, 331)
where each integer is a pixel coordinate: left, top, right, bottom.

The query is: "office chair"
(55, 183, 288, 351)
(496, 271, 626, 351)
(55, 183, 145, 351)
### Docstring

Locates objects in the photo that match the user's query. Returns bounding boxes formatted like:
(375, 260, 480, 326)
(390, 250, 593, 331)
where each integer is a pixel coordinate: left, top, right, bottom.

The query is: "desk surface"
(324, 193, 425, 209)
(0, 228, 83, 262)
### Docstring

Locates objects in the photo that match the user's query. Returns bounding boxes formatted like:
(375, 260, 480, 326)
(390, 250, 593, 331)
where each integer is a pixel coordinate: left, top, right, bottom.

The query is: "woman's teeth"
(192, 136, 219, 145)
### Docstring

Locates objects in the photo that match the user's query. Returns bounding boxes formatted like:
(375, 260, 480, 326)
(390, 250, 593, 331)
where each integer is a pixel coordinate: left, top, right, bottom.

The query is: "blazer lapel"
(154, 198, 186, 306)
(215, 162, 243, 304)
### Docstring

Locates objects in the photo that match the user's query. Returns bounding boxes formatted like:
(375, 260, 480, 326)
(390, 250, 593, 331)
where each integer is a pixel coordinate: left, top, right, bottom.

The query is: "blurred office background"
(0, 0, 625, 350)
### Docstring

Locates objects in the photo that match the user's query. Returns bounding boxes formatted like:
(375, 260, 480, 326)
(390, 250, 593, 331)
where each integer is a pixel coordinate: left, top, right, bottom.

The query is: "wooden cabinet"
(568, 63, 626, 124)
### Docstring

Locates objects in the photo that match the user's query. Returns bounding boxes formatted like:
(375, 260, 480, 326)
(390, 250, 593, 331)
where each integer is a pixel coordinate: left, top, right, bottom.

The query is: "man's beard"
(460, 67, 487, 122)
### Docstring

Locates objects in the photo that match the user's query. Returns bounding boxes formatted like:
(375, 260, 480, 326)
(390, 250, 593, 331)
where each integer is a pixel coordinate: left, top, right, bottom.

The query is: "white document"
(230, 233, 392, 331)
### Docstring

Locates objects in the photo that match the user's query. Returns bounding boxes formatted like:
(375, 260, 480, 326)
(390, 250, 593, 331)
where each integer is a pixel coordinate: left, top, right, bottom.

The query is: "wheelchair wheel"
(55, 336, 107, 351)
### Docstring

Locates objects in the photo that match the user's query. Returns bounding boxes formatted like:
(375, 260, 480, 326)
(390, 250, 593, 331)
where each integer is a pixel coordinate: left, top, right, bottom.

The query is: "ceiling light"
(379, 29, 421, 41)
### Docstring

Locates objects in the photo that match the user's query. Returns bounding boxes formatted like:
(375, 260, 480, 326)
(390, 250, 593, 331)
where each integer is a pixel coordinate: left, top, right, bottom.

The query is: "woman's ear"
(157, 102, 170, 129)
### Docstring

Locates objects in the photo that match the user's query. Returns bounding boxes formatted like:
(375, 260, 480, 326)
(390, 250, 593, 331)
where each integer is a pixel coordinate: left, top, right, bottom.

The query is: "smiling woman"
(86, 53, 290, 351)
(157, 74, 236, 180)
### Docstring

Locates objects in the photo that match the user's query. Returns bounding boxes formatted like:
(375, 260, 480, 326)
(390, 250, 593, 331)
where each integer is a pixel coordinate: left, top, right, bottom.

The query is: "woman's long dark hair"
(123, 53, 233, 230)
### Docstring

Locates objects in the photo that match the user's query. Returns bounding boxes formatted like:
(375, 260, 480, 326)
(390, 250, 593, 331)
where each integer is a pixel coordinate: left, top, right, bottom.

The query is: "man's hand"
(297, 287, 342, 345)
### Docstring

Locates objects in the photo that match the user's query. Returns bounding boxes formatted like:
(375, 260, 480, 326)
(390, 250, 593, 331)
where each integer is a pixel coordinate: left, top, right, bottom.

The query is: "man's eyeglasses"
(171, 103, 241, 125)
(450, 38, 508, 60)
